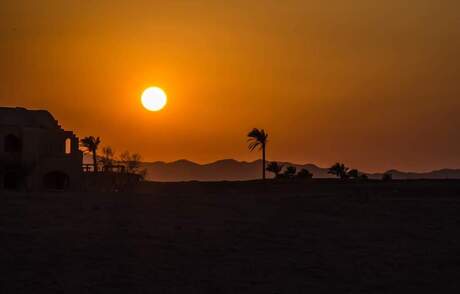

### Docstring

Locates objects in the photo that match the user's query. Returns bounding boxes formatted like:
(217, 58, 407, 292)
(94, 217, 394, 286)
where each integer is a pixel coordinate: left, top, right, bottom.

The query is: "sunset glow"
(2, 1, 460, 172)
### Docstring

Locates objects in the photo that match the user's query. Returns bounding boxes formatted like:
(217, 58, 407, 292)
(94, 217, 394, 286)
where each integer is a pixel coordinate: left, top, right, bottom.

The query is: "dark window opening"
(4, 134, 22, 153)
(43, 171, 70, 191)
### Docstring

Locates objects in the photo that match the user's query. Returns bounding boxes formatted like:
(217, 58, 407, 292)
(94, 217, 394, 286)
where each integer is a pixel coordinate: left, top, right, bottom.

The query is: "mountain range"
(83, 154, 460, 181)
(138, 159, 460, 182)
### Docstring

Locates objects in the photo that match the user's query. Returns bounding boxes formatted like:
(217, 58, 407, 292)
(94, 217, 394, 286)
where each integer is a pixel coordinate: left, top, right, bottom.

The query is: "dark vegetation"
(79, 136, 147, 192)
(1, 180, 460, 293)
(266, 162, 313, 180)
(247, 128, 269, 180)
(80, 136, 101, 172)
(78, 129, 398, 184)
(80, 136, 145, 177)
(328, 162, 369, 181)
(247, 128, 384, 183)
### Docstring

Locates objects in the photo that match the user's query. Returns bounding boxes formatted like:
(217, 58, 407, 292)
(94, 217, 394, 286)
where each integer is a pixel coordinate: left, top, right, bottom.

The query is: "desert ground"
(1, 180, 460, 293)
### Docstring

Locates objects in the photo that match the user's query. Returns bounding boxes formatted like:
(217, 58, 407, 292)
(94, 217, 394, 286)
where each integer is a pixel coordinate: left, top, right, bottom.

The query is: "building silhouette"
(0, 107, 82, 191)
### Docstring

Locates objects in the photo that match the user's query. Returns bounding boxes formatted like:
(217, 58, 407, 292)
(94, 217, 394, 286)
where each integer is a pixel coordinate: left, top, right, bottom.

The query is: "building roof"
(0, 107, 60, 129)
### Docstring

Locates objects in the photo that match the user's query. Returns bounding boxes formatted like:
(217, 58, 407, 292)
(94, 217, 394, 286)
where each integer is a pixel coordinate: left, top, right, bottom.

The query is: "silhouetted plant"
(266, 161, 284, 179)
(382, 173, 393, 182)
(296, 168, 313, 180)
(283, 166, 297, 179)
(328, 162, 349, 180)
(347, 169, 359, 179)
(80, 136, 101, 172)
(120, 151, 146, 179)
(100, 146, 115, 171)
(347, 169, 369, 181)
(247, 128, 268, 180)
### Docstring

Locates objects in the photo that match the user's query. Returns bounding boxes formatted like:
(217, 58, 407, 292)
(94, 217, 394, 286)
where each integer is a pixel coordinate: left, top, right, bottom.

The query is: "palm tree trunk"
(262, 144, 266, 180)
(92, 151, 98, 173)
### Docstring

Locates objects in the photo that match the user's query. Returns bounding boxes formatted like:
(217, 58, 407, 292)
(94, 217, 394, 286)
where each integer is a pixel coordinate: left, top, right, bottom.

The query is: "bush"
(382, 173, 393, 182)
(296, 168, 313, 180)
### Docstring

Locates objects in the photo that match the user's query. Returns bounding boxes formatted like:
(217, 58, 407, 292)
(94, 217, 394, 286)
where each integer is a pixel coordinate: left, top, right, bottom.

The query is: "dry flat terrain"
(1, 180, 460, 293)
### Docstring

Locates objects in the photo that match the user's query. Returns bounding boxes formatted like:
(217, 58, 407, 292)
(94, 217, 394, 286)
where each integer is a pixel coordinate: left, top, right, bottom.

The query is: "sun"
(141, 87, 167, 111)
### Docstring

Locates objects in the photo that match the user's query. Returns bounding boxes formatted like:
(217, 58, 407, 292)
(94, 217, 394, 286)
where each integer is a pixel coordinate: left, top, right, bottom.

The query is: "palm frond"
(248, 141, 260, 151)
(80, 136, 101, 153)
(247, 128, 268, 151)
(247, 128, 260, 138)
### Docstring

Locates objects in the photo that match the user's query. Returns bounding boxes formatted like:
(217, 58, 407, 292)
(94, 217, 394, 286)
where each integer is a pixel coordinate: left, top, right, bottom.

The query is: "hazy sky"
(1, 0, 459, 172)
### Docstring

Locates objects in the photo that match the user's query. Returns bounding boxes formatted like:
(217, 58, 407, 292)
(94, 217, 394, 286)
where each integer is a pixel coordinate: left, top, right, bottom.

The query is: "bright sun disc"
(141, 87, 167, 111)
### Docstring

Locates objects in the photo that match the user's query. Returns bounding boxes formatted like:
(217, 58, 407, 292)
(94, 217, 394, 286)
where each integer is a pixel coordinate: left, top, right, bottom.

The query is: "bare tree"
(100, 146, 115, 171)
(120, 151, 146, 179)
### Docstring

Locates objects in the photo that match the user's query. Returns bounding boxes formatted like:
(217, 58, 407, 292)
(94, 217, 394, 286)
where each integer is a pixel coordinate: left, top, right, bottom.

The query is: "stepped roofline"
(0, 107, 60, 129)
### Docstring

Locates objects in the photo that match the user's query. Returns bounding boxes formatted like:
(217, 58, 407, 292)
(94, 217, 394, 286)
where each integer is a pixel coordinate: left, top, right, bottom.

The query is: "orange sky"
(1, 0, 459, 172)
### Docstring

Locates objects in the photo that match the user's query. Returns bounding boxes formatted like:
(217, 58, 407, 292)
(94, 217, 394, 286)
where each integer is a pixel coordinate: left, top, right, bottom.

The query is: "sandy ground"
(1, 180, 460, 293)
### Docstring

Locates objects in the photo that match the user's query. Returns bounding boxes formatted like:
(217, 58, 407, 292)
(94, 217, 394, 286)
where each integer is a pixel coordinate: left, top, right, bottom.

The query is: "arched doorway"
(4, 134, 22, 152)
(43, 171, 70, 191)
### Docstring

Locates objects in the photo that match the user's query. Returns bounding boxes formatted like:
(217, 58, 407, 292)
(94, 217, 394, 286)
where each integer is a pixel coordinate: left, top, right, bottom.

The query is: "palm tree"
(80, 136, 101, 172)
(247, 128, 268, 180)
(266, 162, 284, 179)
(328, 162, 349, 180)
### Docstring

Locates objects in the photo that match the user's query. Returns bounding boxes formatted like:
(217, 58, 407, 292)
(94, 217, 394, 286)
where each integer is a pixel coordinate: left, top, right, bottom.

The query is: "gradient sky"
(1, 0, 459, 172)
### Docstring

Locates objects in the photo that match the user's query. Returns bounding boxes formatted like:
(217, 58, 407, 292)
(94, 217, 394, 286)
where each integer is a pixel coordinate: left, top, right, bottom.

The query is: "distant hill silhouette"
(83, 155, 460, 181)
(142, 159, 340, 181)
(367, 169, 460, 180)
(140, 159, 460, 181)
